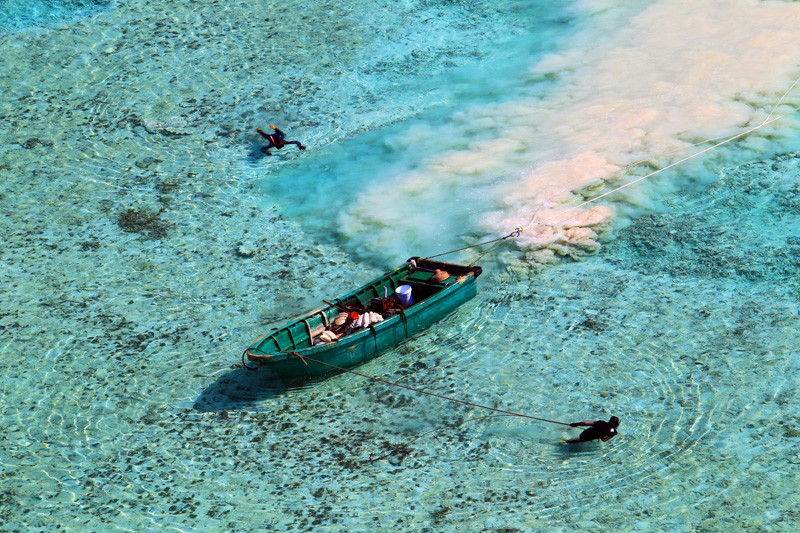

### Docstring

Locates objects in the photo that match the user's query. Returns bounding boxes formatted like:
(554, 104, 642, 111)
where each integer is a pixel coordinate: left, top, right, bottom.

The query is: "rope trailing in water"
(515, 105, 800, 236)
(280, 351, 571, 427)
(423, 80, 800, 262)
(424, 227, 522, 261)
(422, 227, 523, 268)
(466, 225, 526, 268)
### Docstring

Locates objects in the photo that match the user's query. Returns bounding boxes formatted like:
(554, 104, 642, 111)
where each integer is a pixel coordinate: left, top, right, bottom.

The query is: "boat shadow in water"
(193, 366, 287, 412)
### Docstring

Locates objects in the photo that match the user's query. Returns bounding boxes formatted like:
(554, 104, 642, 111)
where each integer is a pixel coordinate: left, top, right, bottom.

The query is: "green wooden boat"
(243, 257, 482, 381)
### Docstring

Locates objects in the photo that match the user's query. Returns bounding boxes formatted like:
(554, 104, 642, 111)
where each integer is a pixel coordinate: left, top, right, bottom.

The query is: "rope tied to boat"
(425, 226, 524, 262)
(242, 348, 263, 371)
(423, 78, 800, 264)
(279, 352, 571, 427)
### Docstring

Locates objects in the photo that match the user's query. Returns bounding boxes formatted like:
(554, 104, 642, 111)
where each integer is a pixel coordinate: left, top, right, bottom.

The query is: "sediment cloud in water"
(488, 0, 800, 264)
(344, 0, 800, 265)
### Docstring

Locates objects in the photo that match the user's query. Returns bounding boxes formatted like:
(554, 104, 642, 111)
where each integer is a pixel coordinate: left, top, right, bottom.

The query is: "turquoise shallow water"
(2, 0, 800, 531)
(0, 0, 109, 30)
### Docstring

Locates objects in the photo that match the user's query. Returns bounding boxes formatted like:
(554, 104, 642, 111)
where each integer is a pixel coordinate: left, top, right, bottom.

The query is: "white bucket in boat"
(396, 285, 414, 307)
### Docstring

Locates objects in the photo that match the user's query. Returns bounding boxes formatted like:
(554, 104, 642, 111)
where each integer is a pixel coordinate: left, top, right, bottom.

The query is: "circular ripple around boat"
(306, 267, 789, 523)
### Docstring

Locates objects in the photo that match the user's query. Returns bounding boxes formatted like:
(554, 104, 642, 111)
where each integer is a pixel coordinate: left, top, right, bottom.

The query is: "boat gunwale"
(245, 260, 478, 363)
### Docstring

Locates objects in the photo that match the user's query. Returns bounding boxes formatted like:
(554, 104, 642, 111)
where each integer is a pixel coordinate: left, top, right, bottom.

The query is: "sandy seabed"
(2, 1, 800, 531)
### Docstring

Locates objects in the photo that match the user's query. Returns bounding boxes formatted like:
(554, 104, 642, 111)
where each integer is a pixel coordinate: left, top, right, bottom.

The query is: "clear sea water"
(2, 0, 800, 531)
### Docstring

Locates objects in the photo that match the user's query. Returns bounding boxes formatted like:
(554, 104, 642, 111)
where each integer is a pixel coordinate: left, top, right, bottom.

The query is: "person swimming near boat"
(256, 125, 306, 155)
(563, 416, 620, 443)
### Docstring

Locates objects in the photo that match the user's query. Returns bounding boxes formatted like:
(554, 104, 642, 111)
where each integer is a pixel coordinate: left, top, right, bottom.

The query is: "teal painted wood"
(244, 258, 481, 381)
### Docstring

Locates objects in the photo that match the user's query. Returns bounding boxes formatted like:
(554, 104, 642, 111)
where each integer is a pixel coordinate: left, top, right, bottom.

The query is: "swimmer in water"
(256, 125, 306, 155)
(564, 416, 620, 443)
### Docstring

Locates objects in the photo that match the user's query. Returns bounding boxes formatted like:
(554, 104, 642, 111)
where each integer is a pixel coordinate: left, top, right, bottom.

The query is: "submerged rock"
(20, 137, 53, 149)
(142, 116, 192, 135)
(235, 246, 256, 258)
(135, 156, 163, 169)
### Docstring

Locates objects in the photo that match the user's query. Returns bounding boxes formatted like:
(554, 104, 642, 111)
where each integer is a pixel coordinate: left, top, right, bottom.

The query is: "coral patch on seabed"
(117, 207, 171, 239)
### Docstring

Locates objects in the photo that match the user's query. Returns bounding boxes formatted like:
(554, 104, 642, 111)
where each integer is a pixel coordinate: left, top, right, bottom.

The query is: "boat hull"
(244, 259, 480, 381)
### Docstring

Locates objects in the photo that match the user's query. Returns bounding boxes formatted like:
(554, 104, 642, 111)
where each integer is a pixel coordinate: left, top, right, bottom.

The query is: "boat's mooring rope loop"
(467, 226, 526, 267)
(293, 351, 309, 366)
(241, 349, 263, 371)
(426, 226, 526, 263)
(285, 352, 572, 427)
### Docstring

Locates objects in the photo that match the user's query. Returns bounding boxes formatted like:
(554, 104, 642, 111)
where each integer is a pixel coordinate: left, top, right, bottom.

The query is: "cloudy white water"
(267, 0, 800, 267)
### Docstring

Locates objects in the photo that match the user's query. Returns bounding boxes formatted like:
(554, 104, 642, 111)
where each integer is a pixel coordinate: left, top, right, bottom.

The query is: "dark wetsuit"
(565, 417, 620, 443)
(257, 127, 305, 155)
